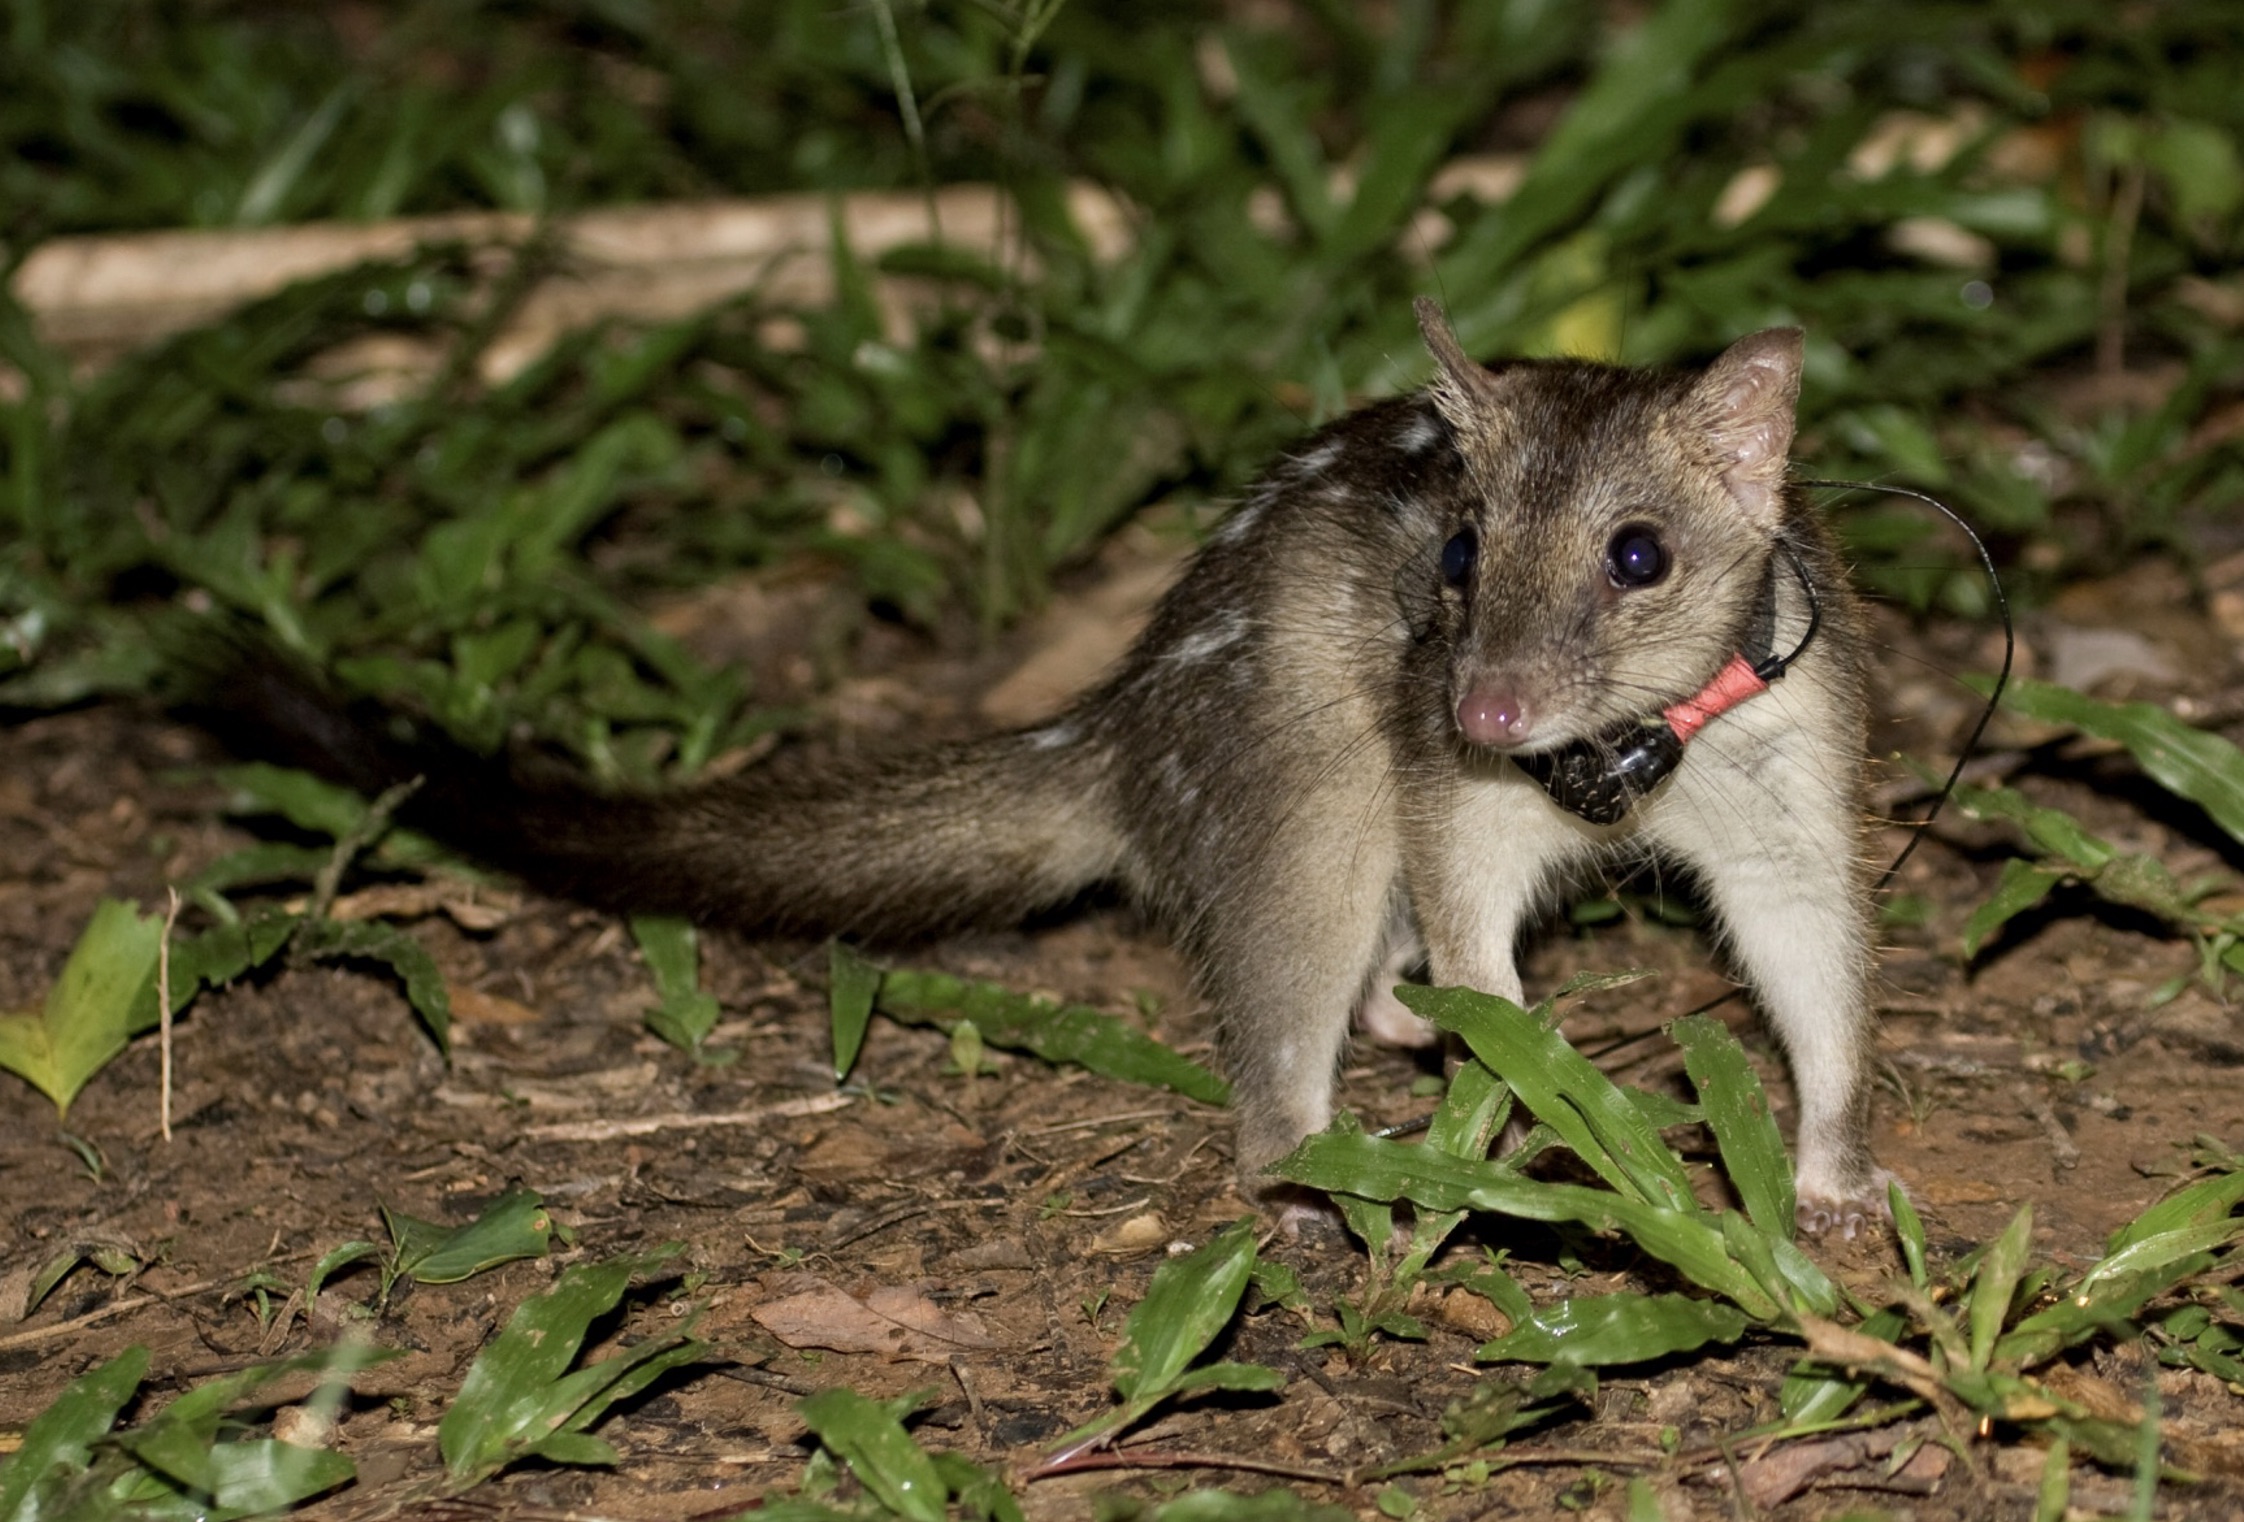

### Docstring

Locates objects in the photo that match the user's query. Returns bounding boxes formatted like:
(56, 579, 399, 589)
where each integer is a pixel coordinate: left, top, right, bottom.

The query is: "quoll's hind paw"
(1274, 1194, 1350, 1246)
(1796, 1169, 1900, 1241)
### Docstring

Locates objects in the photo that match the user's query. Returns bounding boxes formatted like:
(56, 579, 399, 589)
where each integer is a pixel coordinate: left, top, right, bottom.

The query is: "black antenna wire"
(1797, 478, 2015, 895)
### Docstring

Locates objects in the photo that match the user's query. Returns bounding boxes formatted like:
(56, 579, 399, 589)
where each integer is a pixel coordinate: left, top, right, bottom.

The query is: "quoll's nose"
(1457, 686, 1534, 747)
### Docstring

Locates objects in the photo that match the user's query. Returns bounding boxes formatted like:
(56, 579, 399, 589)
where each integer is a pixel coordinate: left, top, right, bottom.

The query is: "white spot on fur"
(1167, 611, 1249, 665)
(1293, 438, 1346, 475)
(1026, 722, 1080, 750)
(1212, 495, 1269, 544)
(1395, 412, 1441, 454)
(1156, 753, 1191, 798)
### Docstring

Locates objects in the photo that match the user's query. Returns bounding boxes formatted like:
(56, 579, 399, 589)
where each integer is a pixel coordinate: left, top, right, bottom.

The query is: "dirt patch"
(5, 570, 2244, 1520)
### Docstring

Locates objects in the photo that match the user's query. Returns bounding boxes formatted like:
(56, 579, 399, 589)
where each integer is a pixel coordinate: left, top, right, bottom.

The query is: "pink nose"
(1457, 687, 1534, 747)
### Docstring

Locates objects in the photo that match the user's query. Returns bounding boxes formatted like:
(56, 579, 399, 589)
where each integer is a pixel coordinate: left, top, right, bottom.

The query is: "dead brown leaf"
(751, 1277, 1001, 1361)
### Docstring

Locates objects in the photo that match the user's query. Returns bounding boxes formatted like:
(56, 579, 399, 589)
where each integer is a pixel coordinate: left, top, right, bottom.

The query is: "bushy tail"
(196, 651, 1128, 940)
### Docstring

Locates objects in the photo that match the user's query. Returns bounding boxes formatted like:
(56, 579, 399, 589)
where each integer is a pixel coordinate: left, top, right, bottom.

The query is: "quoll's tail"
(200, 649, 1129, 940)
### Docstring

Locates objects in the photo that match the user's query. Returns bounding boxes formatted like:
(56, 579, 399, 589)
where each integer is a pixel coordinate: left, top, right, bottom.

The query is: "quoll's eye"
(1606, 524, 1667, 589)
(1440, 527, 1478, 587)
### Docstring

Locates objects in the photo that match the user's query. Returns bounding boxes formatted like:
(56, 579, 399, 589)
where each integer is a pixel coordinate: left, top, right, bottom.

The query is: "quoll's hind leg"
(1211, 840, 1403, 1200)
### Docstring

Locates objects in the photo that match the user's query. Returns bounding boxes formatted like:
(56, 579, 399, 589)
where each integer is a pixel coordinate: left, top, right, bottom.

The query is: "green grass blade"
(296, 917, 453, 1052)
(211, 763, 372, 839)
(1969, 1204, 2035, 1373)
(0, 1345, 148, 1522)
(201, 1438, 356, 1515)
(1439, 0, 1743, 301)
(1165, 1362, 1287, 1397)
(631, 915, 720, 1054)
(1892, 1181, 1929, 1290)
(1277, 1128, 1777, 1319)
(1671, 1014, 1794, 1236)
(828, 940, 883, 1082)
(159, 911, 300, 1023)
(2080, 1221, 2244, 1294)
(1951, 782, 2117, 871)
(1402, 985, 1695, 1212)
(876, 968, 1227, 1104)
(1780, 1306, 1908, 1424)
(1423, 1055, 1512, 1162)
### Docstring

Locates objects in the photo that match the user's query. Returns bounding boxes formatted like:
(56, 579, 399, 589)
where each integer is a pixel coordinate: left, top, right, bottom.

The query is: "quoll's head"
(1413, 299, 1804, 755)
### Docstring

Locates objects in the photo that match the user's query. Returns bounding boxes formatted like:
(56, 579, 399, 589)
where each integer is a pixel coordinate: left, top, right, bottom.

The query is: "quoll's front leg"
(1652, 716, 1887, 1238)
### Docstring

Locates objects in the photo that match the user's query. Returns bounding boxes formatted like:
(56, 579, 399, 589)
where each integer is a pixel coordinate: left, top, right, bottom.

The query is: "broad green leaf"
(305, 1240, 382, 1305)
(523, 1431, 617, 1469)
(798, 1389, 947, 1522)
(0, 899, 165, 1115)
(1995, 1253, 2217, 1372)
(0, 1345, 148, 1522)
(827, 940, 883, 1082)
(1478, 1291, 1749, 1366)
(1671, 1014, 1793, 1236)
(1997, 678, 2244, 849)
(439, 1247, 688, 1484)
(1110, 1219, 1262, 1403)
(383, 1184, 554, 1285)
(113, 1348, 381, 1502)
(1960, 859, 2071, 959)
(1440, 0, 1741, 299)
(211, 762, 370, 838)
(1969, 1205, 2034, 1373)
(27, 1239, 142, 1316)
(199, 1438, 356, 1516)
(876, 969, 1227, 1104)
(158, 911, 299, 1021)
(2105, 1169, 2244, 1256)
(1718, 1210, 1838, 1320)
(1334, 1188, 1395, 1262)
(183, 842, 335, 914)
(2079, 1220, 2244, 1293)
(1424, 1056, 1512, 1163)
(632, 914, 720, 1054)
(1402, 985, 1695, 1213)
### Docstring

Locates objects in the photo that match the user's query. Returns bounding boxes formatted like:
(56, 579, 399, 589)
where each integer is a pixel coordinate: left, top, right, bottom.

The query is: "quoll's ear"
(1689, 327, 1804, 528)
(1415, 297, 1518, 439)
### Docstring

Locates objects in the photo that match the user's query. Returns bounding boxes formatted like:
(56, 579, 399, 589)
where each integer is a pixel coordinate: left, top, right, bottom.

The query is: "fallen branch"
(522, 1091, 851, 1141)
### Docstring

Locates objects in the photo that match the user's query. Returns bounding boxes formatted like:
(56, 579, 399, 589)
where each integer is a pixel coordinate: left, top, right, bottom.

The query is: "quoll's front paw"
(1796, 1168, 1900, 1241)
(1356, 985, 1440, 1048)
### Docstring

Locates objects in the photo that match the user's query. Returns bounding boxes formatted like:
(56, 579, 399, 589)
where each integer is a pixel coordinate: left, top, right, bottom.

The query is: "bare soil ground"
(5, 547, 2244, 1520)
